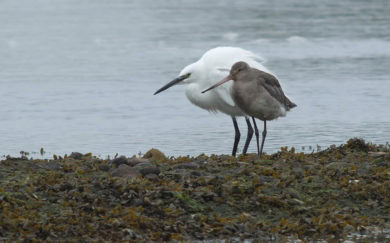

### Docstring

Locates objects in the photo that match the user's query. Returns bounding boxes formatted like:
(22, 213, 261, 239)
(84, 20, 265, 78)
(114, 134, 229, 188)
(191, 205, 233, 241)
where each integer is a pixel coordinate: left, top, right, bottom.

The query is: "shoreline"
(0, 138, 389, 241)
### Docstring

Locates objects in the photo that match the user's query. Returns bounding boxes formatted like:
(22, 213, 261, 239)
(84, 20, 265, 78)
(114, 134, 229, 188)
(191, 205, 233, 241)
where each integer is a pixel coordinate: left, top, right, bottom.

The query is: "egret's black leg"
(231, 117, 240, 157)
(252, 117, 260, 156)
(242, 117, 253, 155)
(259, 120, 267, 157)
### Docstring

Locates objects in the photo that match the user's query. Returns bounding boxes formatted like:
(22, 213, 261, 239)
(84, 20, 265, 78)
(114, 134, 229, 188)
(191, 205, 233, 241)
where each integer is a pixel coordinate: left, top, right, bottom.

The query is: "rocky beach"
(0, 138, 389, 242)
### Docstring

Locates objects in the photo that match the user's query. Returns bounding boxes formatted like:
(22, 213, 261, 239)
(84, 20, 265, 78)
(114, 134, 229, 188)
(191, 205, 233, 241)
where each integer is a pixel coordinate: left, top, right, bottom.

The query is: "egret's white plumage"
(154, 46, 270, 156)
(179, 47, 270, 116)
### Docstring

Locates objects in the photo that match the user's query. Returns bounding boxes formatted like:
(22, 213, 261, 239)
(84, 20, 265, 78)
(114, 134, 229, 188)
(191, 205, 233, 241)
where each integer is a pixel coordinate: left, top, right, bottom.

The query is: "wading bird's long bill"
(201, 74, 232, 94)
(154, 73, 190, 95)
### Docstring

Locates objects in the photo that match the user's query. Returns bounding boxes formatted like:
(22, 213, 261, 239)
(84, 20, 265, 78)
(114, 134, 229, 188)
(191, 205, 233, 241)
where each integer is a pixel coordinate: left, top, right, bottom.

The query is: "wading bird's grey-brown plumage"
(202, 61, 296, 157)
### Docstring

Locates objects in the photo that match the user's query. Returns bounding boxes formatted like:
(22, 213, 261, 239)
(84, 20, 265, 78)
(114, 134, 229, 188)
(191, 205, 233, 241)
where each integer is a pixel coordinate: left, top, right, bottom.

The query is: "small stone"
(290, 198, 304, 205)
(201, 192, 216, 202)
(145, 173, 159, 181)
(44, 161, 63, 170)
(376, 161, 390, 167)
(122, 228, 139, 239)
(134, 162, 153, 169)
(368, 151, 387, 158)
(111, 164, 141, 178)
(344, 224, 355, 233)
(175, 162, 200, 169)
(132, 199, 143, 207)
(168, 169, 190, 180)
(345, 138, 369, 152)
(191, 171, 202, 177)
(59, 183, 74, 191)
(111, 156, 129, 167)
(70, 152, 83, 160)
(139, 167, 160, 176)
(128, 157, 150, 166)
(292, 168, 304, 179)
(143, 148, 167, 162)
(203, 175, 218, 184)
(98, 164, 110, 172)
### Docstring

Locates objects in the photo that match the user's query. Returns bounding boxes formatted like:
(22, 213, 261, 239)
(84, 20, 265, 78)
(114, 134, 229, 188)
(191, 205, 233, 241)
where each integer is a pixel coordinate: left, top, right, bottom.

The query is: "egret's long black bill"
(154, 73, 190, 95)
(201, 75, 232, 94)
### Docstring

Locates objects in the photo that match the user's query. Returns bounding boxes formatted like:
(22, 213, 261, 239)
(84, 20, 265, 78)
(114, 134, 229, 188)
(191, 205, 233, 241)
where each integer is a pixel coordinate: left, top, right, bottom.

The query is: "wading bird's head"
(229, 61, 250, 80)
(201, 61, 250, 94)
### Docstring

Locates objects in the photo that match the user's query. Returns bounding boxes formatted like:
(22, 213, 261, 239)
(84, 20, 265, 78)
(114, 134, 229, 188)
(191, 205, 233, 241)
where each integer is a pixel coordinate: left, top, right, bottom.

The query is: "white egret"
(154, 47, 270, 156)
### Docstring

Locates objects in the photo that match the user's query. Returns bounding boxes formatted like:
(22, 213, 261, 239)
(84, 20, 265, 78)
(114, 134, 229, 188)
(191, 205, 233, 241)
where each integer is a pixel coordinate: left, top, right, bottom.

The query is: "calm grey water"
(1, 0, 389, 158)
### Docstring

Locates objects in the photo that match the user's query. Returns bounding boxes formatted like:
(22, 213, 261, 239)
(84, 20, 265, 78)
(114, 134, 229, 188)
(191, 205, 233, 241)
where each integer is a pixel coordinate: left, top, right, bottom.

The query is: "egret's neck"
(185, 83, 212, 111)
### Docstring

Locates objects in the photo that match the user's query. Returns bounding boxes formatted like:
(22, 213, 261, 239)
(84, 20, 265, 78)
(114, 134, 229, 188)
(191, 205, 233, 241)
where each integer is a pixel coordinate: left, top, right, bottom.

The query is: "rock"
(258, 175, 274, 183)
(145, 173, 159, 181)
(345, 138, 369, 152)
(175, 162, 200, 169)
(143, 148, 167, 162)
(201, 192, 216, 202)
(375, 161, 390, 167)
(368, 151, 388, 158)
(111, 156, 129, 167)
(190, 171, 202, 177)
(50, 162, 64, 170)
(32, 161, 63, 171)
(98, 164, 110, 172)
(133, 161, 160, 176)
(122, 228, 140, 240)
(132, 199, 143, 207)
(70, 152, 83, 160)
(139, 167, 160, 176)
(289, 198, 305, 205)
(128, 157, 149, 166)
(234, 167, 250, 175)
(292, 168, 304, 179)
(59, 183, 74, 191)
(111, 164, 141, 178)
(326, 162, 349, 170)
(134, 162, 153, 169)
(166, 169, 191, 180)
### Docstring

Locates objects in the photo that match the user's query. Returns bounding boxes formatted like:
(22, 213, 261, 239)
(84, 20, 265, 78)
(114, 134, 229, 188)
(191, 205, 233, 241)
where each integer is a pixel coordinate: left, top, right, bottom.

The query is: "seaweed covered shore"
(0, 138, 389, 242)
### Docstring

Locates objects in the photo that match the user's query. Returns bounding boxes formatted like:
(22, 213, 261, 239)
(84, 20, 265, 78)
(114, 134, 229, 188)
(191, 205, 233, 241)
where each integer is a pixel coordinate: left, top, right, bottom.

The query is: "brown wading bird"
(202, 61, 297, 157)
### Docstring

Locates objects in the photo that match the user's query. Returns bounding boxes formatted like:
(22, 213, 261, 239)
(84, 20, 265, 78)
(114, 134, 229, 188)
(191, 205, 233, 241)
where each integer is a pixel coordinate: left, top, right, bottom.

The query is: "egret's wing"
(250, 54, 266, 64)
(216, 67, 230, 72)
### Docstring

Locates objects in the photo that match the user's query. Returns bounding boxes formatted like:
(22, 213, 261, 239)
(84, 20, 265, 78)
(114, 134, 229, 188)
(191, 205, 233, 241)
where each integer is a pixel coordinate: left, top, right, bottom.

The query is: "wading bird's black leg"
(252, 117, 260, 156)
(231, 117, 240, 157)
(259, 120, 267, 157)
(242, 117, 253, 155)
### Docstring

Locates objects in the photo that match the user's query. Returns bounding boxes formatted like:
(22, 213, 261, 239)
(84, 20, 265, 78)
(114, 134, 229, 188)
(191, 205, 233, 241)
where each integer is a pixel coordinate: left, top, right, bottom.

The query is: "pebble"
(175, 162, 200, 169)
(70, 152, 83, 160)
(139, 167, 160, 176)
(111, 164, 141, 178)
(98, 164, 110, 172)
(128, 157, 149, 167)
(111, 156, 129, 167)
(145, 173, 159, 181)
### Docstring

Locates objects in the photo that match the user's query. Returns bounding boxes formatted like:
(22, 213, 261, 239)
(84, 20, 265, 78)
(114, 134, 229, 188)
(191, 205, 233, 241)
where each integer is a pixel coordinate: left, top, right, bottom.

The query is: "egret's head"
(154, 63, 200, 95)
